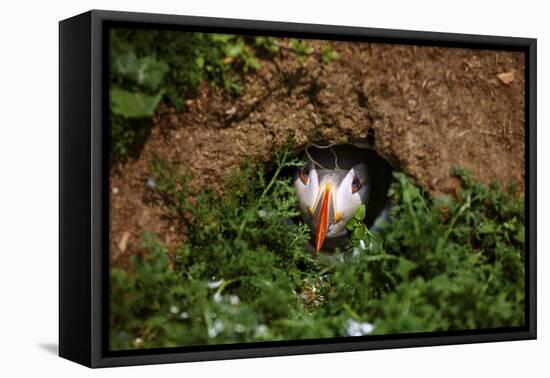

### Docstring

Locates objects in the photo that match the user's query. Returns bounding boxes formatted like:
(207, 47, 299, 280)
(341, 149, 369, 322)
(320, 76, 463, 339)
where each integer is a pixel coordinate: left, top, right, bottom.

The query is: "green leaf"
(396, 257, 416, 279)
(255, 36, 280, 54)
(346, 219, 357, 231)
(354, 204, 366, 221)
(195, 56, 205, 69)
(226, 42, 243, 57)
(321, 46, 340, 65)
(514, 225, 525, 243)
(110, 87, 164, 118)
(352, 227, 364, 241)
(112, 51, 169, 91)
(210, 34, 234, 43)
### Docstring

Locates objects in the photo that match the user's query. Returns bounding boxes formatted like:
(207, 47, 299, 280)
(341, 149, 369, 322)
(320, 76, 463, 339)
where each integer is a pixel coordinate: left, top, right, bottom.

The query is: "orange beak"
(315, 186, 331, 253)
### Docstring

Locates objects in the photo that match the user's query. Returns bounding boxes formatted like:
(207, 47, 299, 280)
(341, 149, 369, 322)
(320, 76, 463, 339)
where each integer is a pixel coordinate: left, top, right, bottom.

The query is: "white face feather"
(293, 164, 319, 219)
(335, 164, 369, 223)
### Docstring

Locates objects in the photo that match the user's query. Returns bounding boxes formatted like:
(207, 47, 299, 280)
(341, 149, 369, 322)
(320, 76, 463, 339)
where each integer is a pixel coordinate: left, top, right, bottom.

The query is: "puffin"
(293, 144, 392, 253)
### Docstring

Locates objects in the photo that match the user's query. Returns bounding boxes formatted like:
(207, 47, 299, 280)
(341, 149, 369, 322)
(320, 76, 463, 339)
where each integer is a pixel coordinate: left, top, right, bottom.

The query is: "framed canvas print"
(59, 10, 537, 368)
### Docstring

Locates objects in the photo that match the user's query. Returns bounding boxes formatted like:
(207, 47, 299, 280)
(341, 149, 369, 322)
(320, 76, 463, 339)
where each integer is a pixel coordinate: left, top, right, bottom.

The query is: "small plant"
(109, 31, 171, 156)
(290, 39, 314, 63)
(321, 45, 340, 65)
(345, 204, 375, 249)
(254, 36, 281, 55)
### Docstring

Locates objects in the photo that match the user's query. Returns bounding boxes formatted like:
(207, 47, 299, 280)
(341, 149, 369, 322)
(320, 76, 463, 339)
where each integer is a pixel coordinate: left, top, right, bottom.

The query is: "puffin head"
(293, 159, 369, 253)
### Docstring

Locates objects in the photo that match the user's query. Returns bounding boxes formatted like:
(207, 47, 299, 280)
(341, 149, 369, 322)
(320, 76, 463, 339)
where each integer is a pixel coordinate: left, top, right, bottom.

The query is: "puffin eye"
(299, 165, 310, 185)
(351, 175, 362, 194)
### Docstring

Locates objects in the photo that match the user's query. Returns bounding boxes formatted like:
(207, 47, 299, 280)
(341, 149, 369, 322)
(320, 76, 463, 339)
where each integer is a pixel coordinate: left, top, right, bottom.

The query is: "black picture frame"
(59, 9, 537, 368)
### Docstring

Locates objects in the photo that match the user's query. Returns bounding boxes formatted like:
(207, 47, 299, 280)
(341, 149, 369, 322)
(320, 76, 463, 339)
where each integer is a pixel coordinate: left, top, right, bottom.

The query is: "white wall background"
(0, 0, 546, 376)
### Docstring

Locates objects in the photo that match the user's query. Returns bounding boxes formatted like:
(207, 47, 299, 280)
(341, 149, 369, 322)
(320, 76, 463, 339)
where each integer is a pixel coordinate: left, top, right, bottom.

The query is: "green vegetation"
(110, 145, 525, 350)
(290, 39, 314, 63)
(321, 45, 340, 65)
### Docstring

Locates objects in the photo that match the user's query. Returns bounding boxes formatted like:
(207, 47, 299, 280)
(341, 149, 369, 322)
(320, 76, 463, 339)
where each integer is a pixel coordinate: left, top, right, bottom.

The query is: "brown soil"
(110, 39, 525, 267)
